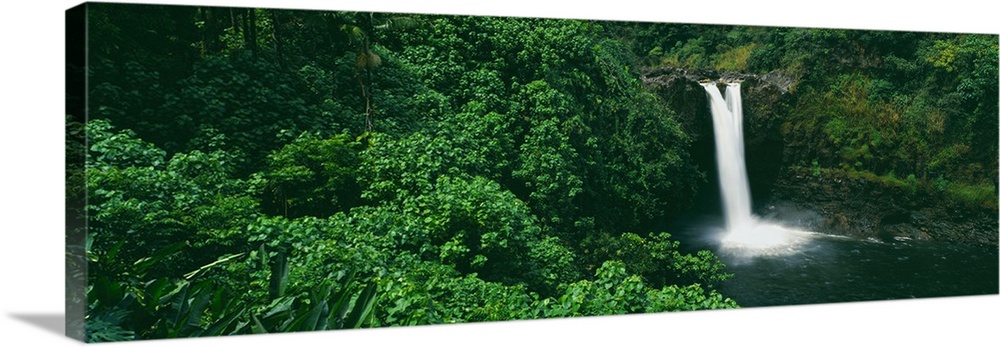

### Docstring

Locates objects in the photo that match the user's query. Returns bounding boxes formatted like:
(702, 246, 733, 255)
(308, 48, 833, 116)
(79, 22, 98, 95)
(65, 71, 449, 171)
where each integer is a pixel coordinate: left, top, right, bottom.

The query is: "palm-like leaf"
(250, 269, 380, 333)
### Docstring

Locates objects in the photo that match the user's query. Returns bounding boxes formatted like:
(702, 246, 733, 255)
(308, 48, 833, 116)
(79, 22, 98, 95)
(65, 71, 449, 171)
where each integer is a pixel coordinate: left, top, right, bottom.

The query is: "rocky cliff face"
(767, 167, 998, 247)
(642, 67, 795, 205)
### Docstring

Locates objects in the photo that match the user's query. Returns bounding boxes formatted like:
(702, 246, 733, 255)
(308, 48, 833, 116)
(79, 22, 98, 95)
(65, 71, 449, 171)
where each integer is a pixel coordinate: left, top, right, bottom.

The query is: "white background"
(0, 0, 997, 346)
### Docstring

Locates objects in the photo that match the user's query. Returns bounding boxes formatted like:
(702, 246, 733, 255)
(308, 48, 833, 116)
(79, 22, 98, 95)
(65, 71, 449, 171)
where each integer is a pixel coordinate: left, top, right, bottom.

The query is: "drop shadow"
(9, 313, 66, 337)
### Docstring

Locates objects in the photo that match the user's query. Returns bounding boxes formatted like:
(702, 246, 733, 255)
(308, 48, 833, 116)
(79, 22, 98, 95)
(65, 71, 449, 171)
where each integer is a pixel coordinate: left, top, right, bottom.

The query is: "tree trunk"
(200, 7, 223, 55)
(247, 8, 258, 55)
(362, 12, 376, 131)
(271, 9, 285, 69)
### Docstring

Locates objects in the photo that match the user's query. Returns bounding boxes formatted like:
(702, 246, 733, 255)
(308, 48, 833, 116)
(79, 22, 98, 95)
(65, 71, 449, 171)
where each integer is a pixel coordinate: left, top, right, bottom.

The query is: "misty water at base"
(668, 208, 999, 307)
(691, 81, 997, 307)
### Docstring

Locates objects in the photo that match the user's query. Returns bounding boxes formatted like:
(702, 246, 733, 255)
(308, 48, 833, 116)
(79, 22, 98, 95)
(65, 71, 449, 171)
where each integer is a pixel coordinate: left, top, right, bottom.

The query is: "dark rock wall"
(642, 67, 793, 208)
(739, 77, 791, 205)
(768, 167, 998, 247)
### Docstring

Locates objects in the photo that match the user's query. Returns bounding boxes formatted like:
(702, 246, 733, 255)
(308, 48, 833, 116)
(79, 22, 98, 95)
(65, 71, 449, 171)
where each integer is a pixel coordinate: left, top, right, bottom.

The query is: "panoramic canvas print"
(66, 1, 999, 343)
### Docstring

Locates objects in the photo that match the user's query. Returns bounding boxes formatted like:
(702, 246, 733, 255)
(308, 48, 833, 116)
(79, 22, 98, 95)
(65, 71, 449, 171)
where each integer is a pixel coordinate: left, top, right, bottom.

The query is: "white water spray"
(701, 82, 811, 254)
(704, 83, 753, 232)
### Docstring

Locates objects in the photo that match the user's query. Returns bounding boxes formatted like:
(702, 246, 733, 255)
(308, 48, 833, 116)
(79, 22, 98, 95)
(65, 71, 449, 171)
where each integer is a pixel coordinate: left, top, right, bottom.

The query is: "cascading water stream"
(695, 83, 996, 308)
(701, 82, 812, 255)
(703, 83, 753, 232)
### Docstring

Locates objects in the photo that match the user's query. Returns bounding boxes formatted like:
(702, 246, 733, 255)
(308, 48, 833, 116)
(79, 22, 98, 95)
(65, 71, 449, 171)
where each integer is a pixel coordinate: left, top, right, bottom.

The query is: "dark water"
(668, 214, 999, 307)
(712, 230, 998, 307)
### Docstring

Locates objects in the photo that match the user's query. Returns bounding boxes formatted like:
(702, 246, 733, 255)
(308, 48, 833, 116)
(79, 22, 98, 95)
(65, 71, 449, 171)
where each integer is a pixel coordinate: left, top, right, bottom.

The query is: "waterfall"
(702, 82, 753, 233)
(700, 82, 812, 254)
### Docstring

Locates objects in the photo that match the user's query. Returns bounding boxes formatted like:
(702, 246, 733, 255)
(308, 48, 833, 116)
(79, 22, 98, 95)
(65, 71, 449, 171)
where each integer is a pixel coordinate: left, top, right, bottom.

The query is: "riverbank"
(764, 166, 998, 247)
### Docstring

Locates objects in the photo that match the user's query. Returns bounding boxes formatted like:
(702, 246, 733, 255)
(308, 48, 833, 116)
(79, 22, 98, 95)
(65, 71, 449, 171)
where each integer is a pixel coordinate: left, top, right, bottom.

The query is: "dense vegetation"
(626, 23, 998, 207)
(69, 3, 997, 342)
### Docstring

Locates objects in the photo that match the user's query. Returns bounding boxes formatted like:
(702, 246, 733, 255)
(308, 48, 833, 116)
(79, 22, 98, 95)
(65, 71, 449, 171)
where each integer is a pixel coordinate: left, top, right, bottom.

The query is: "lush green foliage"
(260, 132, 363, 218)
(79, 2, 995, 341)
(83, 7, 735, 335)
(86, 119, 262, 277)
(624, 21, 997, 205)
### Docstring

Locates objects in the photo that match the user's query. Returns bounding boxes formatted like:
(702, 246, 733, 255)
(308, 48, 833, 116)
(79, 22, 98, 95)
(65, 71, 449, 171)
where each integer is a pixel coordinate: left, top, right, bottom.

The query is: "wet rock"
(641, 66, 796, 205)
(769, 167, 998, 247)
(641, 67, 796, 94)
